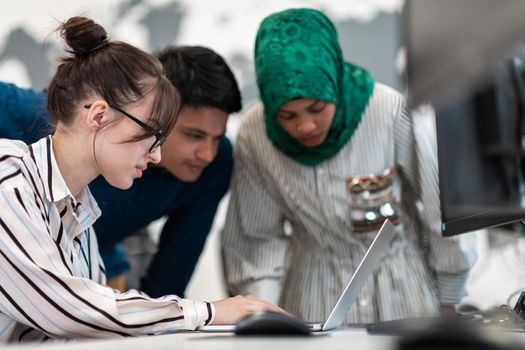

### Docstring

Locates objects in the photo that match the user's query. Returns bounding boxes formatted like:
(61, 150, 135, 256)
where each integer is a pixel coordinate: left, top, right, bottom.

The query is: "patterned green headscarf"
(255, 8, 375, 166)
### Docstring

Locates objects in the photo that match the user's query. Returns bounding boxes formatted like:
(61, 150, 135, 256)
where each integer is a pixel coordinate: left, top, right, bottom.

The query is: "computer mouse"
(234, 311, 311, 336)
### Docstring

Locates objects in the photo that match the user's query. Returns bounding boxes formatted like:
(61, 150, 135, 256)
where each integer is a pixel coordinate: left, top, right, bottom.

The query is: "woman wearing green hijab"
(222, 8, 477, 324)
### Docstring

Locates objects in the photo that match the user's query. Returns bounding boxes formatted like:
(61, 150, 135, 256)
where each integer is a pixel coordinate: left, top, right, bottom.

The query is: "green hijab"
(255, 8, 375, 166)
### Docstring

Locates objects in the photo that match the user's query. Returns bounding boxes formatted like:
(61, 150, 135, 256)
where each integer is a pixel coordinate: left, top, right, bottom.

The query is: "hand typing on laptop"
(199, 220, 397, 333)
(212, 295, 287, 325)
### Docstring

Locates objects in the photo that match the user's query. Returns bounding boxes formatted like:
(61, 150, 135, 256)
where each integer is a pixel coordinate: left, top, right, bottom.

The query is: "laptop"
(198, 219, 397, 333)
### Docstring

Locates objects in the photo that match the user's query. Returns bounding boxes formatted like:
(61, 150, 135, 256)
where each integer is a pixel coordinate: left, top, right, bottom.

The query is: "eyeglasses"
(84, 103, 166, 153)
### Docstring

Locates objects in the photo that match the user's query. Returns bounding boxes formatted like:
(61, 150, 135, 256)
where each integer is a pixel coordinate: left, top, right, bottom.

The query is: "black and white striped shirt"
(0, 136, 213, 342)
(222, 83, 478, 323)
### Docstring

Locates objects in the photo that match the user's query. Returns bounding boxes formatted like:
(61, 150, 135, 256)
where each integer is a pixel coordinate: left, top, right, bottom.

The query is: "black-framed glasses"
(84, 103, 165, 153)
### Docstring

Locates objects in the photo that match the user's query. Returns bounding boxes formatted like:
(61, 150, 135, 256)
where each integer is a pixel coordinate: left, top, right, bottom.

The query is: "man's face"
(158, 106, 229, 182)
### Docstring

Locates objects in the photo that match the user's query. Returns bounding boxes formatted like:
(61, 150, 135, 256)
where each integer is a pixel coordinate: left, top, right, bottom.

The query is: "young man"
(0, 45, 241, 298)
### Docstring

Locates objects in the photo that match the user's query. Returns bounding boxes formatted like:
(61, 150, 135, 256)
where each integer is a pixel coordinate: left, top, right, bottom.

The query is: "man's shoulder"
(0, 81, 47, 107)
(0, 81, 50, 144)
(215, 135, 233, 162)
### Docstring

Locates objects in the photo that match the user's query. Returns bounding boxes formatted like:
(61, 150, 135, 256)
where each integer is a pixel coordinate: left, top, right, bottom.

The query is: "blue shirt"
(0, 81, 233, 298)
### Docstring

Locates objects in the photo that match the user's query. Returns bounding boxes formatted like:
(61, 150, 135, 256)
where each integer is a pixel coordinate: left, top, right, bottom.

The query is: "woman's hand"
(211, 295, 286, 325)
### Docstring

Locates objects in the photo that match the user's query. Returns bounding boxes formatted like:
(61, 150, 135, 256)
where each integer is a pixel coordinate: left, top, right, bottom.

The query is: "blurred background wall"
(0, 0, 404, 92)
(1, 0, 521, 309)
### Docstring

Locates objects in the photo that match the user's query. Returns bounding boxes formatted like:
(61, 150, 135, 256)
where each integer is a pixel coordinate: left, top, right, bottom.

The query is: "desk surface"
(11, 326, 525, 350)
(12, 327, 394, 350)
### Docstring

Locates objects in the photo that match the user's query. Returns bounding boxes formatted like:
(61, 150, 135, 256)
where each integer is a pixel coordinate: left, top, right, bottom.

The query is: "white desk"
(11, 326, 525, 350)
(12, 328, 395, 350)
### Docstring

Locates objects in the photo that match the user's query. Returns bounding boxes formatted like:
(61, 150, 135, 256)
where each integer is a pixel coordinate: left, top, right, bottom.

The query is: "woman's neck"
(51, 130, 99, 199)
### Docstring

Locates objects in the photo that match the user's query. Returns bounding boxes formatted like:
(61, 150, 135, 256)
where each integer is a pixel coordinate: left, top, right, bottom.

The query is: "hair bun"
(60, 16, 108, 57)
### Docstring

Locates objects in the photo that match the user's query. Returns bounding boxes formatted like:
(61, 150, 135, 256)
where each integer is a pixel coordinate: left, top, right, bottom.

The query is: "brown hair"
(47, 16, 180, 142)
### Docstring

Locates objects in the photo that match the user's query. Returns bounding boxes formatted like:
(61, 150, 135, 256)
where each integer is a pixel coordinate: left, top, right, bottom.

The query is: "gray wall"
(0, 0, 403, 97)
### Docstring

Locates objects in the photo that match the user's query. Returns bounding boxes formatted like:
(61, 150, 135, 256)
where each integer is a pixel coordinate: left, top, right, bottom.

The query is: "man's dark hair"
(156, 46, 242, 114)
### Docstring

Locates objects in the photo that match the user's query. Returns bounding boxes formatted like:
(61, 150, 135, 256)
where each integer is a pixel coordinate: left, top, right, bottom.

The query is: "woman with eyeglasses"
(0, 16, 282, 343)
(222, 8, 477, 324)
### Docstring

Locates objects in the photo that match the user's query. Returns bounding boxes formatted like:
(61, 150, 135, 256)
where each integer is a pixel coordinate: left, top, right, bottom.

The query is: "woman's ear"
(84, 100, 111, 130)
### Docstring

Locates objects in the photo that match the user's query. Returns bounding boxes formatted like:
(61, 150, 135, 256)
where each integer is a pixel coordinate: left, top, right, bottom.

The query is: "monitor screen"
(435, 55, 525, 235)
(404, 0, 525, 235)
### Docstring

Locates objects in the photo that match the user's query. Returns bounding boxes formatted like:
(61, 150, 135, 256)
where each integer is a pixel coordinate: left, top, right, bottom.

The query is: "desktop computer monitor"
(404, 0, 525, 236)
(435, 59, 525, 236)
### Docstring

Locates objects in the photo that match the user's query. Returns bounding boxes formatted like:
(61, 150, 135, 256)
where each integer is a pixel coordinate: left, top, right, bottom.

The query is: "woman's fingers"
(211, 295, 285, 325)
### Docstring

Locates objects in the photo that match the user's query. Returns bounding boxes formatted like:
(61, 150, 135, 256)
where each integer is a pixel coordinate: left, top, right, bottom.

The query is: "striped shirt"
(0, 136, 214, 343)
(222, 83, 478, 323)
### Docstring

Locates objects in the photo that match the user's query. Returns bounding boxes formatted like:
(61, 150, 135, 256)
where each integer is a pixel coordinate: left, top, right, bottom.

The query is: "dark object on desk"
(367, 315, 478, 336)
(457, 303, 481, 314)
(234, 311, 311, 336)
(481, 305, 525, 330)
(368, 306, 525, 336)
(396, 318, 517, 350)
